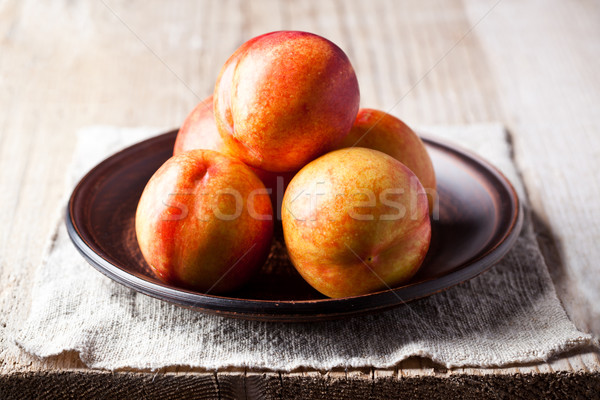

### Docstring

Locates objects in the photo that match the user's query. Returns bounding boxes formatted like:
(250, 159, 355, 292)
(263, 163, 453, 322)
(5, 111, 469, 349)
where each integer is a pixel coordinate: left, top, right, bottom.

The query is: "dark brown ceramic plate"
(66, 130, 522, 322)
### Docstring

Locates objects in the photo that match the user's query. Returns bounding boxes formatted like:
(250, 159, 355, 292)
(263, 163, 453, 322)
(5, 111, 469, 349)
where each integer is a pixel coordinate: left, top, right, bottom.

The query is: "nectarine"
(214, 31, 360, 172)
(135, 150, 273, 293)
(337, 108, 437, 214)
(282, 148, 431, 298)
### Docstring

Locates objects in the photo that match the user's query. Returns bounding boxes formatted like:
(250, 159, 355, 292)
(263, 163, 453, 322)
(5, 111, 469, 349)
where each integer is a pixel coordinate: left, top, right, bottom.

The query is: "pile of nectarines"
(136, 31, 436, 298)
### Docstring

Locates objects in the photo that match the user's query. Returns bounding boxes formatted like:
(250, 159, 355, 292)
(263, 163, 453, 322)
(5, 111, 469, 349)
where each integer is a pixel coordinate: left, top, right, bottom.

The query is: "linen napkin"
(14, 124, 592, 371)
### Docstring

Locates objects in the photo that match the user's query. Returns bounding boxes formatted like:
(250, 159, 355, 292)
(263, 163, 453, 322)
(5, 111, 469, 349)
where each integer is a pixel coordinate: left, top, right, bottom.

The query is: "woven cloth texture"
(14, 124, 592, 371)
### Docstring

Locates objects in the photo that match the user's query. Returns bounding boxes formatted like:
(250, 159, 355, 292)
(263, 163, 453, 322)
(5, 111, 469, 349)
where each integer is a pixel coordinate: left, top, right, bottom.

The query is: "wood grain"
(0, 0, 598, 396)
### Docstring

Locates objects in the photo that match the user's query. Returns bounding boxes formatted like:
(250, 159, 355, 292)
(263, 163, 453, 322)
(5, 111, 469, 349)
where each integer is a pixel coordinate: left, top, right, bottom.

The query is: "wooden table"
(1, 0, 599, 398)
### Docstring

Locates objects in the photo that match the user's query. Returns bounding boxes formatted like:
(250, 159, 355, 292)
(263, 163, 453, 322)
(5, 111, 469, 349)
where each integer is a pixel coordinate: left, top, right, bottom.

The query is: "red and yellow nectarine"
(282, 148, 431, 298)
(337, 108, 437, 214)
(214, 31, 360, 172)
(135, 150, 273, 293)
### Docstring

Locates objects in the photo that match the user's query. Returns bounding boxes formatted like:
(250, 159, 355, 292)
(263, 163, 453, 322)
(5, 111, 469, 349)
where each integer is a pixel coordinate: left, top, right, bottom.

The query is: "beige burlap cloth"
(14, 124, 592, 371)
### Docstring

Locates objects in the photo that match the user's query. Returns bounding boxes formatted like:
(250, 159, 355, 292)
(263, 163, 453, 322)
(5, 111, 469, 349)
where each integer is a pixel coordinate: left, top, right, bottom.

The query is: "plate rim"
(66, 130, 523, 321)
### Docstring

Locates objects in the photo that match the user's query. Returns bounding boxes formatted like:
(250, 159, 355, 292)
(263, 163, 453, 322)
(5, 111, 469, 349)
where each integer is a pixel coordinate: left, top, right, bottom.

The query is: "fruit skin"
(135, 149, 273, 293)
(214, 31, 360, 172)
(173, 96, 222, 156)
(282, 148, 431, 298)
(174, 95, 295, 219)
(336, 108, 437, 214)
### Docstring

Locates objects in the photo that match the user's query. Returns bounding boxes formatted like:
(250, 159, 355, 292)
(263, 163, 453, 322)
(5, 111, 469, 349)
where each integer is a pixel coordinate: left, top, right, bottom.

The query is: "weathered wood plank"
(463, 0, 600, 335)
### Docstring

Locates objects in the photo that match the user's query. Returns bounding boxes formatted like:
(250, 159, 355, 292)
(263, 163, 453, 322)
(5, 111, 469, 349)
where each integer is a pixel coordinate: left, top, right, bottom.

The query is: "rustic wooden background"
(1, 0, 599, 397)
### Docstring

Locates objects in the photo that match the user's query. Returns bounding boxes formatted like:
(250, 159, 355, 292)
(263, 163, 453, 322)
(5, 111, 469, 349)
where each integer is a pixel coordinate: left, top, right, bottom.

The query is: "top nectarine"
(214, 31, 360, 172)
